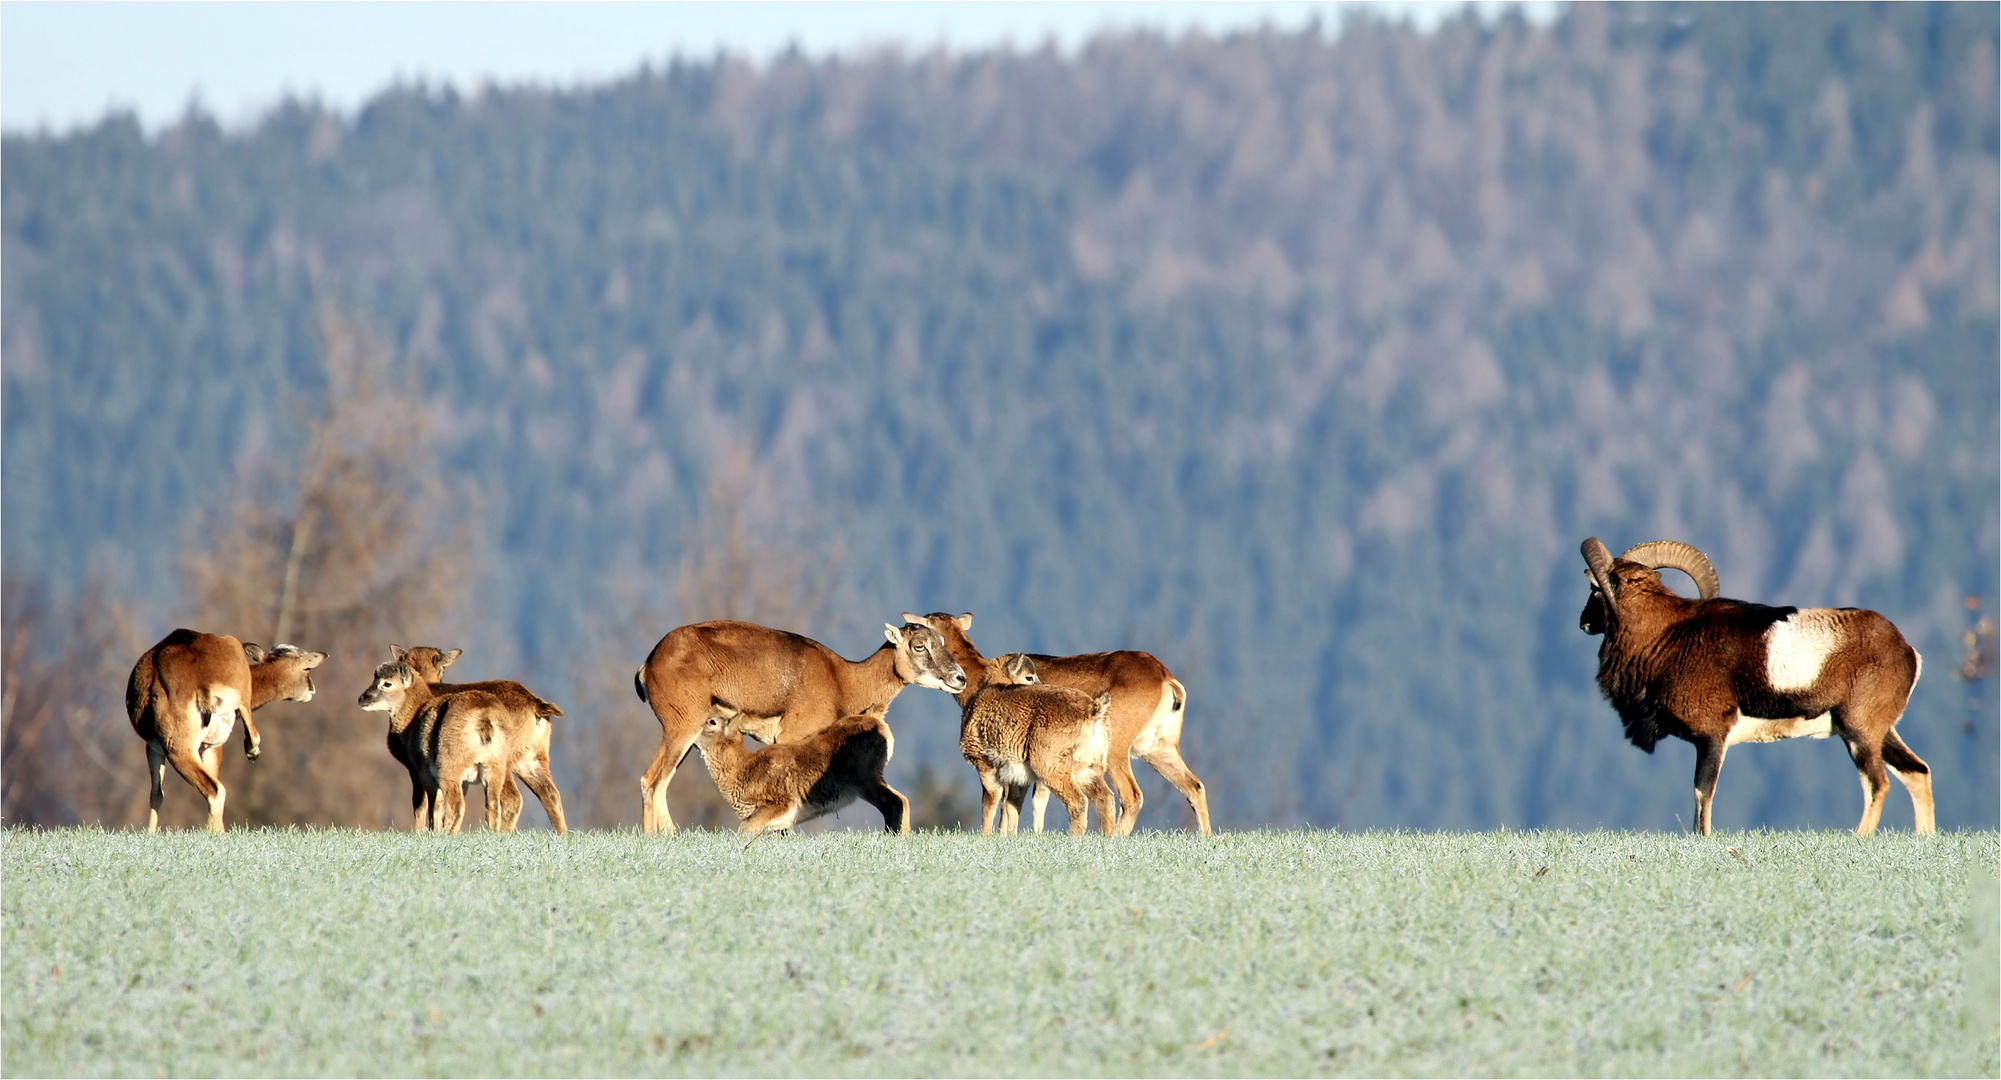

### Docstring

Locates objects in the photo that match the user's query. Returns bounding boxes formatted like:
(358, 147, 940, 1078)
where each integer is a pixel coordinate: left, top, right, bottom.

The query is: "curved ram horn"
(1618, 540, 1720, 600)
(1580, 537, 1620, 632)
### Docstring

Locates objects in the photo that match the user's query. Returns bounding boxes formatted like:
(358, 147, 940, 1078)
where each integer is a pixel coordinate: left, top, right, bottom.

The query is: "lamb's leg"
(439, 780, 469, 834)
(741, 800, 799, 837)
(861, 781, 910, 834)
(1031, 784, 1051, 833)
(1691, 736, 1726, 836)
(1880, 731, 1934, 835)
(1001, 783, 1028, 836)
(484, 771, 518, 832)
(976, 767, 1005, 836)
(1084, 774, 1118, 836)
(146, 740, 169, 833)
(516, 754, 568, 835)
(407, 770, 430, 832)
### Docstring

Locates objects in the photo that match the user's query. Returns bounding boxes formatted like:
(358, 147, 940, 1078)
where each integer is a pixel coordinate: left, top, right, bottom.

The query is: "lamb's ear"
(390, 644, 409, 661)
(242, 643, 266, 664)
(884, 624, 905, 646)
(1006, 654, 1035, 681)
(440, 648, 462, 667)
(899, 612, 929, 628)
(392, 662, 414, 682)
(302, 651, 328, 668)
(955, 613, 974, 631)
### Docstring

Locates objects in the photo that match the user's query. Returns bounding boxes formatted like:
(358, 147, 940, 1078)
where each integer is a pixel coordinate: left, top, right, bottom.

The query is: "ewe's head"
(246, 642, 327, 702)
(357, 661, 417, 711)
(886, 617, 968, 694)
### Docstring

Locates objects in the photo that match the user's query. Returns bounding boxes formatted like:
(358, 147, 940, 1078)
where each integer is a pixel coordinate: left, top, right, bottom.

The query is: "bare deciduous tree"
(556, 451, 843, 829)
(177, 307, 477, 828)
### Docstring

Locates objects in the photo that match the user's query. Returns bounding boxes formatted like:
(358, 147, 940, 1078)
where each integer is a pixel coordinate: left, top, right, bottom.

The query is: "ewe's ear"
(955, 613, 974, 631)
(884, 624, 905, 646)
(441, 649, 462, 667)
(242, 643, 266, 664)
(303, 651, 327, 668)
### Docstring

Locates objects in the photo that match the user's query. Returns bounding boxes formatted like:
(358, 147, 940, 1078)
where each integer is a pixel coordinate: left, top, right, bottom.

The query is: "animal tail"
(1076, 714, 1110, 772)
(633, 669, 649, 704)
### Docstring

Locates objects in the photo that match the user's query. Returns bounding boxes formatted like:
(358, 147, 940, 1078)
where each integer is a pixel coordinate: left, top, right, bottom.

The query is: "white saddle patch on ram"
(1764, 610, 1843, 691)
(1727, 710, 1834, 746)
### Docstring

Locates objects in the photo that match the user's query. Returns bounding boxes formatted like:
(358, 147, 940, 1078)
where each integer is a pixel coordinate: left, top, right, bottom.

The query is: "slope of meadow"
(4, 827, 1994, 1077)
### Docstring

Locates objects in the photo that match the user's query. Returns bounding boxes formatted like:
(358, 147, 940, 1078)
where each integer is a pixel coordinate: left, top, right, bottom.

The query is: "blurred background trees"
(4, 2, 1995, 830)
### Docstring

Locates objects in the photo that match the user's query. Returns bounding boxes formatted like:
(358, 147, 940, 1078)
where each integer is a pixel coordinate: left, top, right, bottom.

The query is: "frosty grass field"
(3, 827, 1995, 1077)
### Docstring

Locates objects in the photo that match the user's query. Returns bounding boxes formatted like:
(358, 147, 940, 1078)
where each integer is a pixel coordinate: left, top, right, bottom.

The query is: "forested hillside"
(5, 2, 1995, 830)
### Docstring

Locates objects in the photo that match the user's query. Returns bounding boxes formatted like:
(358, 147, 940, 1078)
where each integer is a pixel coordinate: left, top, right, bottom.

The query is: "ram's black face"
(1579, 588, 1609, 636)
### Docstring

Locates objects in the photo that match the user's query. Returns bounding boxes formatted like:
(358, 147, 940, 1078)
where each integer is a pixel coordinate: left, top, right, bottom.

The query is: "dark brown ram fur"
(1579, 537, 1933, 836)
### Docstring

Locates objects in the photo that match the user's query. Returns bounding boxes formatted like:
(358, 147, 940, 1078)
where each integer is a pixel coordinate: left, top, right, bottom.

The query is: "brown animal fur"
(357, 660, 566, 834)
(1581, 538, 1933, 836)
(125, 630, 325, 832)
(633, 619, 967, 833)
(912, 613, 1210, 835)
(959, 654, 1116, 836)
(694, 700, 910, 835)
(387, 644, 567, 831)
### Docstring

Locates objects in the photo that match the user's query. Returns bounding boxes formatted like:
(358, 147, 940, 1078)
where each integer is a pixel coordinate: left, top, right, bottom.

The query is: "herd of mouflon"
(124, 538, 1937, 838)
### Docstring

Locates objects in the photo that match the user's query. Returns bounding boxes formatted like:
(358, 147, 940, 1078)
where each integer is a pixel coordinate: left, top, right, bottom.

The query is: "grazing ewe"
(633, 619, 967, 833)
(357, 661, 566, 834)
(694, 699, 910, 836)
(125, 630, 324, 832)
(386, 644, 566, 831)
(959, 653, 1116, 836)
(1579, 536, 1933, 836)
(909, 612, 1207, 834)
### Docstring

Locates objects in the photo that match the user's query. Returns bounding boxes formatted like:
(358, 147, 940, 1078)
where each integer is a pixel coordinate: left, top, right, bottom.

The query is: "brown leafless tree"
(556, 451, 843, 829)
(174, 307, 477, 828)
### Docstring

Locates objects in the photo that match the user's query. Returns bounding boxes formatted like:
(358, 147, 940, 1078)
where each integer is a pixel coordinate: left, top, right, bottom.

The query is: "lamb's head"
(246, 642, 327, 702)
(983, 652, 1040, 688)
(885, 618, 969, 695)
(358, 660, 417, 712)
(697, 699, 753, 757)
(390, 644, 462, 684)
(1579, 537, 1720, 635)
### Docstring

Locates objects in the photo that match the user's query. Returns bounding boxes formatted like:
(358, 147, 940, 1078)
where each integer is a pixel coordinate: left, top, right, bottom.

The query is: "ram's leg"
(1845, 738, 1892, 837)
(1880, 731, 1934, 835)
(147, 741, 169, 833)
(1691, 737, 1727, 836)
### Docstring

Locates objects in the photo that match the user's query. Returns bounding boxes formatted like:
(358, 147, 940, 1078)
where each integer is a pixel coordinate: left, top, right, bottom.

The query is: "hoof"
(245, 745, 261, 761)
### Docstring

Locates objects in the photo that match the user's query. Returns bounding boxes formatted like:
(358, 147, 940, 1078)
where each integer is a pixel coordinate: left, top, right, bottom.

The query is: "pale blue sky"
(2, 1, 1556, 134)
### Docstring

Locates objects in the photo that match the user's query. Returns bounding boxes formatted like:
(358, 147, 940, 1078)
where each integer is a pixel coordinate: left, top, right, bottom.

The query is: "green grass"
(3, 828, 1995, 1077)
